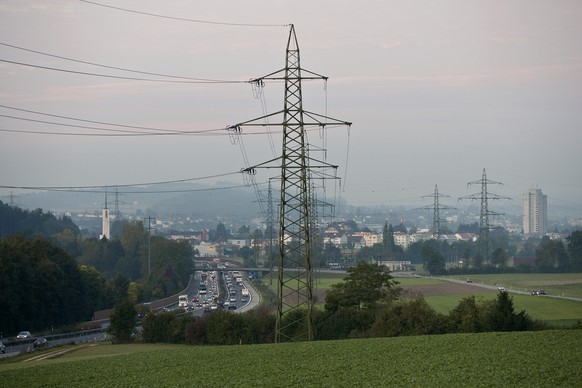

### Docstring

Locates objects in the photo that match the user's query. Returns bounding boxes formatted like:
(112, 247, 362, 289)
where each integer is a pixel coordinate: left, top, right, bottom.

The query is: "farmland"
(309, 272, 582, 325)
(1, 330, 580, 387)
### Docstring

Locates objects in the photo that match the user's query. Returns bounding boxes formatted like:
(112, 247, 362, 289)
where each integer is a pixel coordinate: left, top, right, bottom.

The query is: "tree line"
(0, 203, 193, 336)
(108, 262, 554, 346)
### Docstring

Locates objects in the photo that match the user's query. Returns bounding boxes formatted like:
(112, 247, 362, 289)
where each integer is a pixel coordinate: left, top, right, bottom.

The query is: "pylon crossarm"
(303, 110, 352, 126)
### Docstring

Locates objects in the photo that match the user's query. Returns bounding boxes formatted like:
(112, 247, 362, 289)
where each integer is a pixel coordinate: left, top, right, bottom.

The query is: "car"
(33, 337, 49, 348)
(0, 341, 5, 354)
(531, 290, 539, 295)
(539, 290, 546, 295)
(497, 286, 506, 291)
(466, 279, 473, 283)
(240, 297, 248, 303)
(16, 331, 32, 339)
(228, 304, 237, 310)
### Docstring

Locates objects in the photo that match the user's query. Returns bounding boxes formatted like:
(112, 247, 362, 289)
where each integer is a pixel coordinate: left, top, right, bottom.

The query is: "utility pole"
(144, 216, 156, 276)
(227, 25, 351, 342)
(459, 169, 510, 262)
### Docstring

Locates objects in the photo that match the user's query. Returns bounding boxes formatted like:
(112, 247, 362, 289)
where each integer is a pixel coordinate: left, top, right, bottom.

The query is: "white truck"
(178, 295, 189, 308)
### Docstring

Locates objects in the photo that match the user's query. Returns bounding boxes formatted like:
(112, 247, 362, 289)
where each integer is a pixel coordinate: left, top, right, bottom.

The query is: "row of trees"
(108, 262, 545, 345)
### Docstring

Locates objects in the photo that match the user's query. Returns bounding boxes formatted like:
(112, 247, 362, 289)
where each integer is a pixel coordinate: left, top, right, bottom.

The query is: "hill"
(1, 330, 580, 387)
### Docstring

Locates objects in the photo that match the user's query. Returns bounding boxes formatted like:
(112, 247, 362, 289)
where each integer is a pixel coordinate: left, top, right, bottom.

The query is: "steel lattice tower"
(459, 169, 510, 261)
(418, 184, 455, 243)
(229, 25, 350, 341)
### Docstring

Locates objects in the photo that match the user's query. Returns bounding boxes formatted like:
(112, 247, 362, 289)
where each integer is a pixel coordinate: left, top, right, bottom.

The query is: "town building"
(523, 188, 547, 235)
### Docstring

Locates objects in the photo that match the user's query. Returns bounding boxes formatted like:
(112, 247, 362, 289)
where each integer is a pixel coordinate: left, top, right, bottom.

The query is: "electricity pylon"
(418, 184, 455, 243)
(227, 25, 351, 341)
(459, 168, 510, 261)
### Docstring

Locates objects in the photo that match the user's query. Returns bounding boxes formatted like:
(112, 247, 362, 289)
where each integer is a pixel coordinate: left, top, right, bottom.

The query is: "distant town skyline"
(1, 1, 581, 218)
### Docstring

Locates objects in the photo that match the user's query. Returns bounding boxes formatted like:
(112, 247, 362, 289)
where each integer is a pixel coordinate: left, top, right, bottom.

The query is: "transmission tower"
(459, 168, 510, 261)
(266, 179, 276, 285)
(417, 185, 455, 243)
(228, 25, 351, 342)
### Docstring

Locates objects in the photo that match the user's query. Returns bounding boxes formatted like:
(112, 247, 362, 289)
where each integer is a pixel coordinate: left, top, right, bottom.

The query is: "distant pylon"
(417, 184, 455, 243)
(459, 169, 510, 261)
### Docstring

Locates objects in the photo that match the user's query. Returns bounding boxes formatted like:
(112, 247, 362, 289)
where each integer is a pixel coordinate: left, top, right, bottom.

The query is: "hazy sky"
(1, 1, 581, 218)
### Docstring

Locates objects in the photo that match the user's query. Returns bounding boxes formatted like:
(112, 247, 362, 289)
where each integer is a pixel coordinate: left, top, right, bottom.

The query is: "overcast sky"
(1, 1, 581, 218)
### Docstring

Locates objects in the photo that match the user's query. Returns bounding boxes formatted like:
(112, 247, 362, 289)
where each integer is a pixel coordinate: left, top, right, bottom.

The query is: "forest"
(0, 201, 192, 335)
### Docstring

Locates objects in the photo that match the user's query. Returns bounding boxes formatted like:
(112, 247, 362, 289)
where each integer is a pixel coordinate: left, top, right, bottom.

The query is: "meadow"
(1, 330, 580, 387)
(310, 272, 582, 325)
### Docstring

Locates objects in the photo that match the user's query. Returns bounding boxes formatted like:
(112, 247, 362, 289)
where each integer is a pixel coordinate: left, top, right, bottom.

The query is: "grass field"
(309, 272, 582, 325)
(1, 330, 580, 387)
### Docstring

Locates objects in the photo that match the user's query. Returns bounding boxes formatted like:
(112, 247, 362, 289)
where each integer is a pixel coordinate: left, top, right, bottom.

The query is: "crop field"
(1, 330, 580, 387)
(260, 272, 582, 324)
(397, 276, 582, 325)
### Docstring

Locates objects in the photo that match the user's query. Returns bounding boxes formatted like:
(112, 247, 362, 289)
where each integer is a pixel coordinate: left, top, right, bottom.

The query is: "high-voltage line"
(459, 168, 510, 261)
(228, 25, 351, 342)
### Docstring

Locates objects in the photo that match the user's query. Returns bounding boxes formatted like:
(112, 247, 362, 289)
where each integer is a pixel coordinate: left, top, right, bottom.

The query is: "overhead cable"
(79, 0, 289, 27)
(0, 58, 246, 84)
(0, 42, 245, 83)
(0, 171, 242, 191)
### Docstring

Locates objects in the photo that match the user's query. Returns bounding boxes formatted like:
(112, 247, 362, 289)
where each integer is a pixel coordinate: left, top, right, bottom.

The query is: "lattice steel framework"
(228, 25, 350, 341)
(459, 169, 510, 261)
(418, 184, 455, 243)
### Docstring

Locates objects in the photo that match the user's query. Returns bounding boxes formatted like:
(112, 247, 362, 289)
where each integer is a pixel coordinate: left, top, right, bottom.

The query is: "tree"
(142, 311, 185, 343)
(485, 291, 533, 332)
(490, 248, 509, 268)
(370, 296, 446, 337)
(0, 236, 90, 334)
(448, 296, 484, 333)
(107, 299, 136, 343)
(566, 231, 582, 272)
(321, 242, 341, 267)
(536, 238, 568, 272)
(422, 241, 445, 275)
(237, 225, 250, 238)
(324, 261, 400, 312)
(239, 246, 254, 266)
(215, 222, 228, 242)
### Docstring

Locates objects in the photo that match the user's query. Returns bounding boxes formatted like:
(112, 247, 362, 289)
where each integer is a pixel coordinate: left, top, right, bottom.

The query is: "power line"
(0, 58, 247, 84)
(0, 171, 242, 191)
(0, 113, 228, 136)
(0, 42, 247, 83)
(0, 104, 206, 134)
(79, 0, 289, 27)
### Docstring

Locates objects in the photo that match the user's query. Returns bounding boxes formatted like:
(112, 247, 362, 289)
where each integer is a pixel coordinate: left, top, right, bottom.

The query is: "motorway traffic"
(180, 265, 255, 317)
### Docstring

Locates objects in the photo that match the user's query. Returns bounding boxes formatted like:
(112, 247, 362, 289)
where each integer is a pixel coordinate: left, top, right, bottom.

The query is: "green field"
(261, 272, 582, 325)
(1, 330, 580, 387)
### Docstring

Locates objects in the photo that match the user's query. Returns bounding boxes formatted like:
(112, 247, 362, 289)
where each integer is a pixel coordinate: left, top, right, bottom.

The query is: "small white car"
(16, 331, 32, 339)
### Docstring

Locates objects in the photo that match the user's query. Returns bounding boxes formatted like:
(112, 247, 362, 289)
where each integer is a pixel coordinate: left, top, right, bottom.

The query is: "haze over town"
(1, 1, 581, 221)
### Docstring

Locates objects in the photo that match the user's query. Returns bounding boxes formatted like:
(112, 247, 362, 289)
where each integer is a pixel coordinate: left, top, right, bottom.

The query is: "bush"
(314, 308, 375, 340)
(370, 296, 447, 337)
(107, 299, 136, 343)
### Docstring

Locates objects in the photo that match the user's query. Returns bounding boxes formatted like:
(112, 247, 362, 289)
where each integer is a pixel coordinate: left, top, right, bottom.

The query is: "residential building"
(523, 188, 547, 235)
